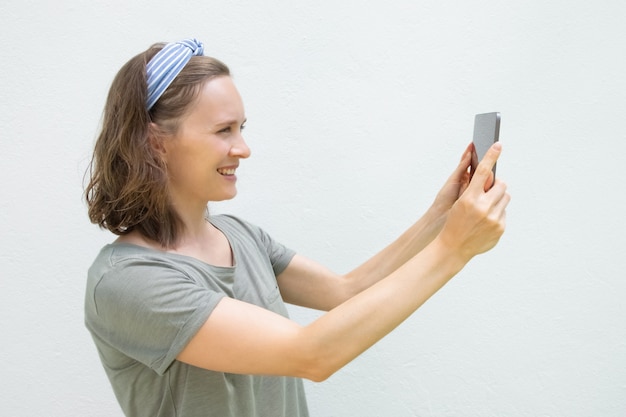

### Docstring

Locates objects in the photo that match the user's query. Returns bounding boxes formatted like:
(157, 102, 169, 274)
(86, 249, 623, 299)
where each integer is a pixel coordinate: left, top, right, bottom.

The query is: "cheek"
(165, 151, 203, 183)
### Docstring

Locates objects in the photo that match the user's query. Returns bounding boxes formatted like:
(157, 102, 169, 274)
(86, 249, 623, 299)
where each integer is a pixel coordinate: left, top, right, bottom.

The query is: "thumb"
(469, 142, 501, 193)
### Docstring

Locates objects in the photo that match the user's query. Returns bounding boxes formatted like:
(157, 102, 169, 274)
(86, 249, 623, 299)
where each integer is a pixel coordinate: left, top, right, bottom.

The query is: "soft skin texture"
(130, 76, 251, 267)
(159, 84, 511, 382)
(118, 76, 510, 383)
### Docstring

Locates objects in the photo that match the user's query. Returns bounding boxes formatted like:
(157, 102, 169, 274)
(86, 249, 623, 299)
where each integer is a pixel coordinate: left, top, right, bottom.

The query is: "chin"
(209, 190, 238, 202)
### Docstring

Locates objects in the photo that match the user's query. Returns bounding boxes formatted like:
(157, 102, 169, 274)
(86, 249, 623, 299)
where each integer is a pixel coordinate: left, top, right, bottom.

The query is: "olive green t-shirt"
(84, 215, 308, 417)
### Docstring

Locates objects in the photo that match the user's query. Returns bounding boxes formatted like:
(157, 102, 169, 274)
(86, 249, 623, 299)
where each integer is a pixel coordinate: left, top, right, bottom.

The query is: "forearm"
(343, 207, 446, 295)
(178, 238, 464, 381)
(299, 236, 466, 381)
(179, 146, 507, 381)
(179, 232, 475, 382)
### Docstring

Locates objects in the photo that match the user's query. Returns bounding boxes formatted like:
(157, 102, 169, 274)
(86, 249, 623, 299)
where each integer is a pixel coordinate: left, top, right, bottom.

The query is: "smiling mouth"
(217, 168, 236, 176)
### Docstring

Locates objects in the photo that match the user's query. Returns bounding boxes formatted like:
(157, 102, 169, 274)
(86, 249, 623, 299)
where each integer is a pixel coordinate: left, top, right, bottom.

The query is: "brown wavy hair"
(84, 43, 230, 247)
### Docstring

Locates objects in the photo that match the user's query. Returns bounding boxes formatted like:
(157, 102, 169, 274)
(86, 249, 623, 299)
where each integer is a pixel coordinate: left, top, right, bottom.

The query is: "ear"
(147, 122, 167, 156)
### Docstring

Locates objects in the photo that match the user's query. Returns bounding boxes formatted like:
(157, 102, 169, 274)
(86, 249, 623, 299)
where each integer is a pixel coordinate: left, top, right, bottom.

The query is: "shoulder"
(86, 243, 221, 318)
(87, 243, 191, 300)
(210, 213, 256, 232)
(90, 242, 175, 271)
(210, 214, 269, 243)
(211, 215, 296, 273)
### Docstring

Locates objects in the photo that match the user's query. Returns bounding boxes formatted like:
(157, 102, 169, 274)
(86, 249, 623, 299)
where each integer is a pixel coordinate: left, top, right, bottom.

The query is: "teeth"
(218, 168, 236, 175)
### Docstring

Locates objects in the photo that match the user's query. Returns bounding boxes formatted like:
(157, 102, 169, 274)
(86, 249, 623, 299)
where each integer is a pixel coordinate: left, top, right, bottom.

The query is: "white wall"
(1, 1, 624, 416)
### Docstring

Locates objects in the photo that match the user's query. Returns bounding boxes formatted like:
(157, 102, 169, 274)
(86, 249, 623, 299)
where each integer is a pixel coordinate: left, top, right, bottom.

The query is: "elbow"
(300, 362, 336, 383)
(304, 361, 336, 383)
(292, 335, 341, 383)
(308, 373, 331, 383)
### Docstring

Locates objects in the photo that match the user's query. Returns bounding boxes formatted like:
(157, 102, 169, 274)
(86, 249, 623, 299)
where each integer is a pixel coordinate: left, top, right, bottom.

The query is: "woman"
(84, 38, 509, 417)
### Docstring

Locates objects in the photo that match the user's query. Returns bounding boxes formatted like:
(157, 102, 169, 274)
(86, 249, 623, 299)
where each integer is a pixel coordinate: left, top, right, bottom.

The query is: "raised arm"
(177, 143, 509, 382)
(277, 142, 475, 311)
(341, 142, 476, 293)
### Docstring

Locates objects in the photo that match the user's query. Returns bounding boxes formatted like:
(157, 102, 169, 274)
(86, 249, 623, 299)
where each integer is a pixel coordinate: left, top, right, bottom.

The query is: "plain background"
(1, 1, 625, 416)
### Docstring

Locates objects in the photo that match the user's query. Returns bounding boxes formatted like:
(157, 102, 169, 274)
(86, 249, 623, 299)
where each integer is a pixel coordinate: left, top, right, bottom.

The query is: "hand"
(427, 143, 474, 221)
(437, 143, 510, 261)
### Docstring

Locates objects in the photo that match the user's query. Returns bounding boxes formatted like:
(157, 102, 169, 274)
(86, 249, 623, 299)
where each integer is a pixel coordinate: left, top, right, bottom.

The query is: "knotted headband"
(146, 38, 205, 110)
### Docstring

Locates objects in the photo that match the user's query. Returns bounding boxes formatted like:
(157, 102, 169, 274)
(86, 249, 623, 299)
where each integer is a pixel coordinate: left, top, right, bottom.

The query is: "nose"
(230, 134, 251, 159)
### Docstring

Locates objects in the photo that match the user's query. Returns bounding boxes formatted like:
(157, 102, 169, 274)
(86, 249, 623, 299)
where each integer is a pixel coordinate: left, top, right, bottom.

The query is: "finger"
(460, 142, 474, 163)
(452, 143, 473, 179)
(483, 171, 495, 192)
(485, 179, 508, 204)
(449, 143, 472, 177)
(469, 142, 478, 178)
(469, 143, 502, 193)
(442, 144, 473, 190)
(486, 182, 510, 229)
(491, 186, 511, 214)
(491, 192, 509, 232)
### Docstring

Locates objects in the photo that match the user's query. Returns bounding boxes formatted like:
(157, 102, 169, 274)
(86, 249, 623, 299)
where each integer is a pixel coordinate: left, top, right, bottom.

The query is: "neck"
(166, 204, 232, 266)
(171, 201, 212, 245)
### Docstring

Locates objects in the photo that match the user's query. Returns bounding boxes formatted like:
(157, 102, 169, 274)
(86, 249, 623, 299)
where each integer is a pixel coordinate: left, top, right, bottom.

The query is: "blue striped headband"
(145, 38, 205, 110)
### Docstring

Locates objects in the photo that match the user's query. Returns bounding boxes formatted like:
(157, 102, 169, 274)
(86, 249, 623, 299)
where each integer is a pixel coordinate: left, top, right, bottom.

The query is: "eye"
(216, 121, 246, 134)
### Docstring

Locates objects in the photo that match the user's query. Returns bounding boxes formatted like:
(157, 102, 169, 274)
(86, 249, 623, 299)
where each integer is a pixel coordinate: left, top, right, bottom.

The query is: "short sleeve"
(88, 258, 225, 375)
(256, 225, 296, 276)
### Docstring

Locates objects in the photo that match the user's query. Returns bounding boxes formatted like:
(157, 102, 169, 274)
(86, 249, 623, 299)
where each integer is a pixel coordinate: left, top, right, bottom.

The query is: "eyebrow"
(215, 117, 246, 126)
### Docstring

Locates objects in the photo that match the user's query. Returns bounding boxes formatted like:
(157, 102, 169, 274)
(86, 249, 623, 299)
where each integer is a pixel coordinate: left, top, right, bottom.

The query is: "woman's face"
(162, 76, 250, 208)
